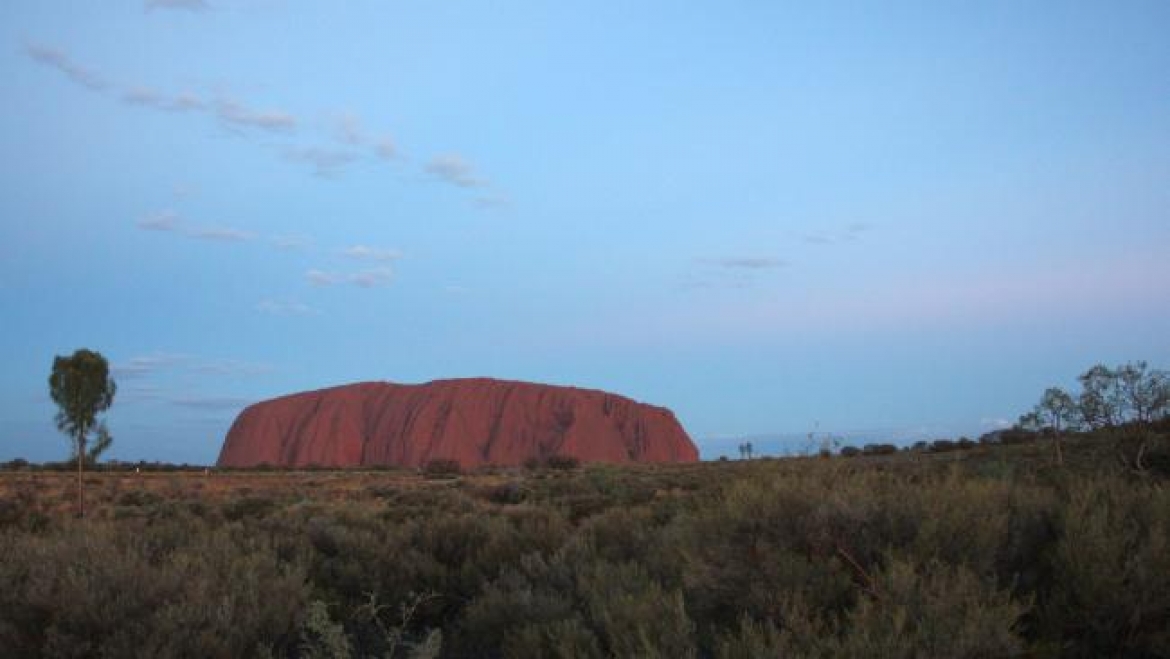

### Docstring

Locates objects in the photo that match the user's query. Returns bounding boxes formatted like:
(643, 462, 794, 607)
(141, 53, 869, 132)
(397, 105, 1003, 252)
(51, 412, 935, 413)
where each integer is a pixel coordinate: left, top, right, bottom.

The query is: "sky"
(2, 1, 1168, 463)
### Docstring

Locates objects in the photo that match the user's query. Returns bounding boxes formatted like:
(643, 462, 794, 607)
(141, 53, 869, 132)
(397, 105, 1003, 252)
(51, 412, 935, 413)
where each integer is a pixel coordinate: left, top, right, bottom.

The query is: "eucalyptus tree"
(49, 348, 116, 517)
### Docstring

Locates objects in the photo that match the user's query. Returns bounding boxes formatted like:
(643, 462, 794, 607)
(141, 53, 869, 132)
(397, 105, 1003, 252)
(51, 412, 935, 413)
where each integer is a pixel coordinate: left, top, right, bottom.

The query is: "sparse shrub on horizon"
(422, 458, 462, 478)
(545, 454, 581, 471)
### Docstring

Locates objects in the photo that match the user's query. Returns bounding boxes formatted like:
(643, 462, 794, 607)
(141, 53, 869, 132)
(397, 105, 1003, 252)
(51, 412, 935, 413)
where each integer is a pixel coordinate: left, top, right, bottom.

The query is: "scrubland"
(1, 425, 1168, 658)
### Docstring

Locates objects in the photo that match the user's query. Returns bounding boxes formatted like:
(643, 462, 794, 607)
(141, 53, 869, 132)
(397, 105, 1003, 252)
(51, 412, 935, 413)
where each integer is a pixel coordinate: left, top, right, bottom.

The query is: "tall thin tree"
(49, 348, 116, 517)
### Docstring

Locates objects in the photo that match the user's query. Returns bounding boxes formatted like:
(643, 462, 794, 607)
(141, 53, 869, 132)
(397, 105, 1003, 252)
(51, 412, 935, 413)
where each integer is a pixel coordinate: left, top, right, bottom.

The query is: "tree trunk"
(76, 434, 86, 518)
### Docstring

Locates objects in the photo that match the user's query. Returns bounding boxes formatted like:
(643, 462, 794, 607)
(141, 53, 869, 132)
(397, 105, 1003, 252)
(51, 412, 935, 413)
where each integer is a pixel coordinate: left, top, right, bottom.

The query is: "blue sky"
(2, 1, 1168, 463)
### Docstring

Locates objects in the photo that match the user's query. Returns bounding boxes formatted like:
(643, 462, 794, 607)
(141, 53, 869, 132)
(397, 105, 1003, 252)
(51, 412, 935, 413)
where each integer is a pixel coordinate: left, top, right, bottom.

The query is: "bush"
(545, 455, 581, 471)
(422, 459, 462, 478)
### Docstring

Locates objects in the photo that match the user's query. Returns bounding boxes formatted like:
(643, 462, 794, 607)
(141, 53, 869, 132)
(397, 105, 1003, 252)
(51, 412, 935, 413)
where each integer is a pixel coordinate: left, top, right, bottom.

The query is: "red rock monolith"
(216, 378, 698, 468)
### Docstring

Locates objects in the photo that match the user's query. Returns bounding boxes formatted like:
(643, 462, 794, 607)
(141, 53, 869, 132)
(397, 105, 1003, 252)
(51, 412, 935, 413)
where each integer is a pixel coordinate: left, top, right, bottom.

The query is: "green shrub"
(422, 459, 462, 478)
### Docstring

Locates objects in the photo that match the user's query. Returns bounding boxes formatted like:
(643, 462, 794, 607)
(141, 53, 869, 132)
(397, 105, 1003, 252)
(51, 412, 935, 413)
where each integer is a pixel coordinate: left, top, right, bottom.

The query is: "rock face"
(216, 378, 698, 468)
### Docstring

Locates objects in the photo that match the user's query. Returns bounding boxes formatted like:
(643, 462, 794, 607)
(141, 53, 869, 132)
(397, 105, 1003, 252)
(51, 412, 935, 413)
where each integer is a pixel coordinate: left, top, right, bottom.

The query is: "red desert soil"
(216, 378, 699, 468)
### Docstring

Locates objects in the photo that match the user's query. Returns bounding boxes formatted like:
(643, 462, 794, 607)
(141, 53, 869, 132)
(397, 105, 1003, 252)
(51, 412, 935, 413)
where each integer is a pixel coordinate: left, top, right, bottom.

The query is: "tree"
(1116, 361, 1170, 424)
(49, 348, 116, 517)
(1077, 364, 1121, 430)
(1019, 387, 1079, 466)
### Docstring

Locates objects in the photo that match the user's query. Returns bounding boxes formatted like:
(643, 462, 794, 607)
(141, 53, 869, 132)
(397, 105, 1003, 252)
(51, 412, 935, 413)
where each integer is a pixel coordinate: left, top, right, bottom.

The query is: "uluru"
(216, 378, 699, 468)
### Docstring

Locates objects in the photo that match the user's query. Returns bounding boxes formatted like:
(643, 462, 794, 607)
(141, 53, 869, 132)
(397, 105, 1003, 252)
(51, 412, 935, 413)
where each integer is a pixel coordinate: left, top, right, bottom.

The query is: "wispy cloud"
(27, 42, 493, 191)
(425, 154, 485, 188)
(113, 352, 271, 381)
(375, 137, 398, 160)
(281, 146, 358, 177)
(341, 245, 402, 263)
(216, 98, 297, 132)
(187, 226, 255, 242)
(145, 0, 210, 11)
(137, 210, 182, 231)
(188, 358, 272, 376)
(473, 194, 511, 210)
(112, 352, 189, 379)
(256, 298, 318, 316)
(331, 114, 398, 161)
(136, 211, 254, 242)
(701, 257, 787, 270)
(122, 87, 205, 112)
(271, 234, 313, 251)
(682, 255, 786, 290)
(25, 44, 108, 91)
(307, 266, 393, 288)
(799, 223, 873, 245)
(169, 395, 253, 411)
(333, 114, 365, 145)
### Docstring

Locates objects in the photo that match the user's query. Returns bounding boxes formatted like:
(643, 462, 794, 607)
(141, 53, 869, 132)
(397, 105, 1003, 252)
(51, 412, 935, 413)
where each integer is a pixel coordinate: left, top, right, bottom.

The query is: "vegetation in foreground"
(1, 422, 1168, 658)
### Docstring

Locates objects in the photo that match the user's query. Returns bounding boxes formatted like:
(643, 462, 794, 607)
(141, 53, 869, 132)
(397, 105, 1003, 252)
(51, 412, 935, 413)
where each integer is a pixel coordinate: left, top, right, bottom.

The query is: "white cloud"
(271, 234, 313, 251)
(375, 137, 398, 160)
(25, 44, 108, 91)
(800, 223, 873, 245)
(216, 98, 297, 132)
(683, 255, 786, 290)
(281, 146, 358, 177)
(137, 210, 182, 231)
(112, 352, 270, 381)
(256, 298, 318, 316)
(112, 352, 189, 379)
(333, 114, 365, 145)
(307, 266, 393, 288)
(136, 210, 254, 242)
(341, 245, 402, 262)
(425, 154, 485, 188)
(473, 194, 510, 210)
(122, 87, 205, 112)
(306, 269, 343, 286)
(703, 257, 786, 270)
(187, 226, 256, 242)
(145, 0, 209, 11)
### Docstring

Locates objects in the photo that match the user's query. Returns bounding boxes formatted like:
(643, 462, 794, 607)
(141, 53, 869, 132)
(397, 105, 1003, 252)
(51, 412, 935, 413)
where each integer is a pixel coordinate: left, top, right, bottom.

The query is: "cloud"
(473, 194, 511, 210)
(216, 98, 297, 132)
(702, 257, 787, 270)
(306, 269, 343, 286)
(331, 114, 399, 161)
(113, 353, 271, 380)
(683, 255, 786, 290)
(145, 0, 210, 11)
(271, 234, 313, 251)
(425, 154, 485, 188)
(122, 87, 205, 112)
(186, 226, 255, 242)
(137, 210, 182, 232)
(136, 210, 255, 242)
(112, 352, 189, 379)
(25, 44, 108, 91)
(188, 358, 272, 376)
(333, 114, 365, 145)
(256, 298, 318, 316)
(26, 43, 495, 191)
(341, 245, 402, 262)
(307, 266, 393, 288)
(799, 223, 873, 245)
(281, 146, 358, 177)
(375, 137, 398, 160)
(169, 395, 252, 411)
